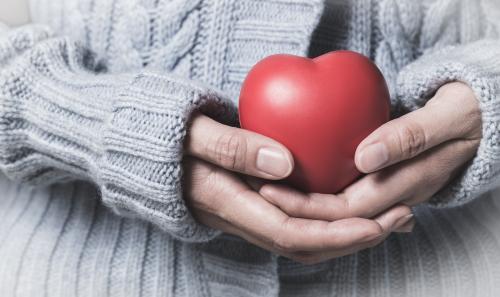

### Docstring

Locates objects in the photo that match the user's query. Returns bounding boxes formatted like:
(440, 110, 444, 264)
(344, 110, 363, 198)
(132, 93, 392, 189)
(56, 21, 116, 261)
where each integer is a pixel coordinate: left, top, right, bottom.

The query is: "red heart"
(239, 51, 390, 194)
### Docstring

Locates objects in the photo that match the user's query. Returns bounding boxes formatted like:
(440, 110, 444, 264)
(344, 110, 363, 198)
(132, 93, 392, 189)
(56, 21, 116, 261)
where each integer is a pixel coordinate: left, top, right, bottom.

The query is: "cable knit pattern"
(374, 0, 422, 98)
(1, 0, 500, 296)
(29, 0, 205, 75)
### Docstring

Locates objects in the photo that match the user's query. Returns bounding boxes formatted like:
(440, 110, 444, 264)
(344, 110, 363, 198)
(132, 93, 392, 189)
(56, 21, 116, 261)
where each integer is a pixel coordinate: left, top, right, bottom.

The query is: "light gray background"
(0, 0, 30, 26)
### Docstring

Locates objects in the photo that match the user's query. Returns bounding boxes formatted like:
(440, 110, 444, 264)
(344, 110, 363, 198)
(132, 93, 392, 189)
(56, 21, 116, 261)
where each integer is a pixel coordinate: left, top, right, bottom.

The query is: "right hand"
(183, 112, 414, 264)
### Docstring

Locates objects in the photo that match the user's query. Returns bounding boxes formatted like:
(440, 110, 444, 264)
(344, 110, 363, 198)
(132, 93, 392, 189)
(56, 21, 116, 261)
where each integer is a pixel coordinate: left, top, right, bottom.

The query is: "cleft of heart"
(239, 51, 390, 194)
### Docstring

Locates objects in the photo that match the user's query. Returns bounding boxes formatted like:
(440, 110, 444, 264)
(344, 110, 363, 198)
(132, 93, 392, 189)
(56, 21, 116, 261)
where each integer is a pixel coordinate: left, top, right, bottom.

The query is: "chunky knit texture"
(0, 0, 500, 296)
(0, 25, 238, 242)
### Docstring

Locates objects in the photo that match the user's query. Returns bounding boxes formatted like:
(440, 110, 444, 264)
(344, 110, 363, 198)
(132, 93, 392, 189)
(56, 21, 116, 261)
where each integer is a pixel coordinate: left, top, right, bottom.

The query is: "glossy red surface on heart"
(239, 51, 390, 194)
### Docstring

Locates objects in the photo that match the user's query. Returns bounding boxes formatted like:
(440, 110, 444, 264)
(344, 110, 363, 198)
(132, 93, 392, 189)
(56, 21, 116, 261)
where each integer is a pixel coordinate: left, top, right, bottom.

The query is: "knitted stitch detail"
(0, 25, 237, 242)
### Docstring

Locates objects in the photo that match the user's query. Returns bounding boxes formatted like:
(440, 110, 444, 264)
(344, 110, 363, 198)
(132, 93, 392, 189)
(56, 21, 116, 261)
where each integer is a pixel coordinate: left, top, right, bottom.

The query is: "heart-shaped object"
(239, 51, 390, 194)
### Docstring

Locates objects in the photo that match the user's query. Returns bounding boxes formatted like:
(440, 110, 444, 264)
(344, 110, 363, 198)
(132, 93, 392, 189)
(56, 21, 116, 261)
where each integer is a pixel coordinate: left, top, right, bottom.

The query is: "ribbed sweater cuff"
(101, 74, 236, 242)
(0, 25, 237, 242)
(396, 39, 500, 208)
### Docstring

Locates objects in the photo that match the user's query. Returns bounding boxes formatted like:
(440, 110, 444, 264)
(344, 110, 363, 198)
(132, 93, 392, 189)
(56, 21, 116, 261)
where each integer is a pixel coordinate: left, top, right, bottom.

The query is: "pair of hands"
(183, 82, 482, 264)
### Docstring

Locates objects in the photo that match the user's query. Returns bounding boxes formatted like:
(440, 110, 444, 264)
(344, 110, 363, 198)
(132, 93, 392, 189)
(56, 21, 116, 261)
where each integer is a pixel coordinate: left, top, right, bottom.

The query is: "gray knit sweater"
(1, 0, 500, 296)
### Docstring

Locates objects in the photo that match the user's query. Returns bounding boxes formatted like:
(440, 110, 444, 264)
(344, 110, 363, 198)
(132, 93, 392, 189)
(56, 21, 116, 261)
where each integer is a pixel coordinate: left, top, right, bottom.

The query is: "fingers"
(246, 178, 351, 221)
(271, 216, 385, 252)
(266, 230, 387, 265)
(227, 185, 385, 252)
(195, 208, 386, 265)
(245, 176, 414, 232)
(372, 204, 415, 233)
(395, 217, 416, 233)
(289, 208, 416, 264)
(194, 198, 412, 265)
(185, 157, 386, 253)
(186, 157, 416, 265)
(355, 82, 481, 173)
(185, 112, 294, 179)
(341, 138, 478, 218)
(281, 206, 414, 264)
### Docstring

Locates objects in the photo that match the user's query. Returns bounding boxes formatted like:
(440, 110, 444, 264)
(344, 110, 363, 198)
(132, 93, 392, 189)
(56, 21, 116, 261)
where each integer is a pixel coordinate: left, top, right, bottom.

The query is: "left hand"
(346, 81, 482, 216)
(252, 82, 482, 235)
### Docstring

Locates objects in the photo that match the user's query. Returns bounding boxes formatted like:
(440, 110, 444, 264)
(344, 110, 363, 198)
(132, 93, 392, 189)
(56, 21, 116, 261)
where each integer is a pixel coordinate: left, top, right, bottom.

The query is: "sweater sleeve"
(0, 25, 237, 242)
(391, 0, 500, 208)
(396, 39, 500, 206)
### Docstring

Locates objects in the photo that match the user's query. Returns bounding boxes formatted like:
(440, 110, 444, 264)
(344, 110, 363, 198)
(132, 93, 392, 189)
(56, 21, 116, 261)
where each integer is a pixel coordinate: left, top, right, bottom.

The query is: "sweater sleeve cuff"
(101, 73, 237, 242)
(396, 40, 500, 208)
(0, 25, 237, 242)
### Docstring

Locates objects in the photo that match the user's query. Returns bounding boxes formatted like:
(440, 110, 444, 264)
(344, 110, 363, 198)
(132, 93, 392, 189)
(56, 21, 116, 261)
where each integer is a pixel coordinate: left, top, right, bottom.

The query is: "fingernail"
(393, 214, 414, 231)
(256, 147, 292, 177)
(395, 219, 415, 233)
(358, 143, 389, 172)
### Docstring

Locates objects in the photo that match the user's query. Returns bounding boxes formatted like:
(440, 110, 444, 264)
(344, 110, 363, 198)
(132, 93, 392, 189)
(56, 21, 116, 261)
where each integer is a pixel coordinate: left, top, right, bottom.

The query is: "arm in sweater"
(0, 24, 237, 242)
(395, 0, 500, 207)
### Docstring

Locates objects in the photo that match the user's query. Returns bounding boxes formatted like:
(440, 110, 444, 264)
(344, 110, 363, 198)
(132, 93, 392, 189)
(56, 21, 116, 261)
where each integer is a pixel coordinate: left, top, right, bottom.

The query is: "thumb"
(355, 95, 463, 173)
(185, 112, 294, 179)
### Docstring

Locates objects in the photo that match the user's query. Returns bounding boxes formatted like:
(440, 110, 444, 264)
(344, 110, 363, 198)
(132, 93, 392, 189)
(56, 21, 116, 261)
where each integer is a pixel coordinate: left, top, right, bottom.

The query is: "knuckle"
(396, 122, 427, 159)
(286, 197, 305, 215)
(343, 177, 380, 218)
(272, 235, 296, 253)
(272, 220, 298, 252)
(339, 195, 353, 218)
(363, 179, 382, 204)
(209, 131, 247, 171)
